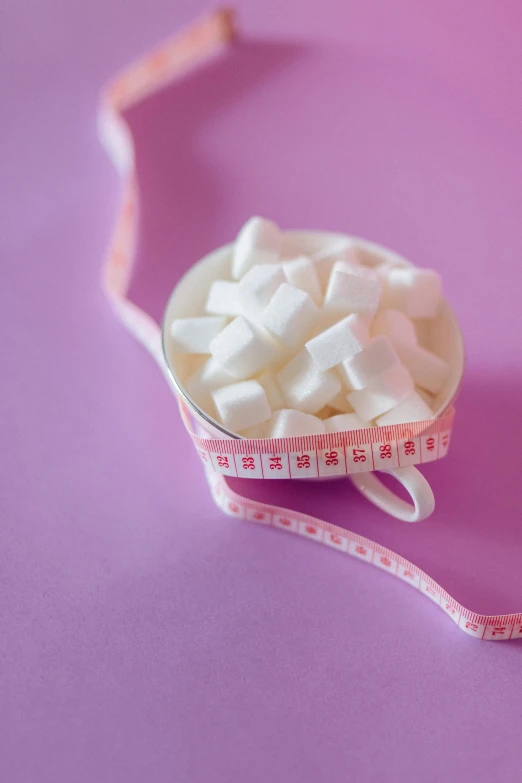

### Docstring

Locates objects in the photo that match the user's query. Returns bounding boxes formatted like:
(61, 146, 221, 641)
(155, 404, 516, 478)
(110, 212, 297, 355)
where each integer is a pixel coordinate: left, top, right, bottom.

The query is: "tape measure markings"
(207, 470, 522, 641)
(187, 404, 454, 479)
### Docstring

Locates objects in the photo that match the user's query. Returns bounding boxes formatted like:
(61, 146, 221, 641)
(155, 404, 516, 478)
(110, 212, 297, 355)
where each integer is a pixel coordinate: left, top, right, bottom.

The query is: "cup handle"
(349, 466, 435, 522)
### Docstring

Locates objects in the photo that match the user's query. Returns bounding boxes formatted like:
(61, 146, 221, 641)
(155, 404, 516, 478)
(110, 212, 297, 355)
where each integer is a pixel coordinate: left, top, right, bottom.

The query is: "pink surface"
(3, 2, 522, 781)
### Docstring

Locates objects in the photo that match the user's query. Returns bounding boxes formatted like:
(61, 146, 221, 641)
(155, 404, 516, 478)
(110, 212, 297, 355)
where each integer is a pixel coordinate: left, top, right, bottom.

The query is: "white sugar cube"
(257, 370, 284, 411)
(376, 391, 433, 426)
(232, 216, 281, 279)
(324, 413, 367, 433)
(263, 283, 318, 348)
(277, 350, 341, 414)
(209, 317, 280, 379)
(393, 342, 449, 395)
(170, 316, 227, 354)
(383, 268, 442, 319)
(338, 336, 400, 390)
(205, 280, 243, 317)
(329, 261, 379, 326)
(329, 390, 354, 413)
(212, 380, 271, 432)
(351, 246, 390, 268)
(324, 266, 382, 317)
(316, 405, 336, 419)
(331, 259, 379, 281)
(268, 409, 325, 438)
(414, 319, 434, 349)
(178, 354, 207, 378)
(282, 256, 322, 305)
(372, 308, 417, 346)
(187, 357, 235, 389)
(185, 357, 236, 412)
(238, 264, 285, 317)
(348, 363, 414, 421)
(312, 242, 360, 291)
(416, 386, 435, 406)
(335, 364, 355, 392)
(305, 314, 369, 371)
(374, 264, 393, 281)
(371, 307, 448, 393)
(310, 307, 341, 336)
(239, 421, 270, 439)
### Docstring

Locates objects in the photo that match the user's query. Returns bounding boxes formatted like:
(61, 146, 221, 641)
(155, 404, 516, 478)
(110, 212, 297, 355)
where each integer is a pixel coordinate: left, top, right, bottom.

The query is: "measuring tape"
(98, 7, 522, 641)
(182, 401, 454, 480)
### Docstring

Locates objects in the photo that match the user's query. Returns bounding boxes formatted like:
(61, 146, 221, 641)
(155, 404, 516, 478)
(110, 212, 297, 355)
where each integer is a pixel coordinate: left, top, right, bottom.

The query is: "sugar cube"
(178, 353, 207, 379)
(310, 307, 342, 335)
(185, 357, 236, 412)
(328, 390, 354, 413)
(312, 240, 354, 291)
(205, 280, 243, 317)
(351, 245, 389, 268)
(232, 216, 281, 279)
(393, 342, 449, 395)
(305, 314, 369, 371)
(338, 336, 400, 390)
(170, 316, 227, 354)
(382, 268, 442, 319)
(257, 370, 284, 411)
(375, 391, 433, 426)
(374, 264, 392, 281)
(372, 308, 418, 346)
(348, 364, 414, 421)
(413, 318, 432, 348)
(212, 380, 271, 432)
(238, 264, 285, 318)
(324, 265, 382, 317)
(316, 405, 336, 419)
(209, 317, 280, 379)
(268, 409, 326, 438)
(282, 256, 322, 305)
(324, 413, 367, 433)
(416, 386, 436, 407)
(263, 283, 318, 348)
(239, 421, 270, 439)
(277, 350, 341, 414)
(331, 259, 379, 281)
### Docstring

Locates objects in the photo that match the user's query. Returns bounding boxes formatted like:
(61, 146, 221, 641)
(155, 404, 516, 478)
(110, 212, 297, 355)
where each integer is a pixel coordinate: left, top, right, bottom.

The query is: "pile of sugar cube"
(169, 217, 449, 438)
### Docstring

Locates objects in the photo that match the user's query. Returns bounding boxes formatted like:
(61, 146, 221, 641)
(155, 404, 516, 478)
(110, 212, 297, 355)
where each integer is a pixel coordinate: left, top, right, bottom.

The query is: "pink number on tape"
(235, 453, 263, 478)
(289, 450, 318, 478)
(397, 436, 421, 467)
(261, 452, 290, 478)
(317, 447, 346, 477)
(372, 440, 400, 469)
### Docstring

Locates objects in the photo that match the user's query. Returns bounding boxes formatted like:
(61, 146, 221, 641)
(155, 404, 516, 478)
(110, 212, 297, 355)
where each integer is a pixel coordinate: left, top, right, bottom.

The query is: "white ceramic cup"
(162, 231, 464, 522)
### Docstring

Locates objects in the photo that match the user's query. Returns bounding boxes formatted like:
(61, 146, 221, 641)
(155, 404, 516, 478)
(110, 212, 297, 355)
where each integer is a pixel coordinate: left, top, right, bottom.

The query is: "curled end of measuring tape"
(100, 7, 238, 116)
(98, 7, 239, 365)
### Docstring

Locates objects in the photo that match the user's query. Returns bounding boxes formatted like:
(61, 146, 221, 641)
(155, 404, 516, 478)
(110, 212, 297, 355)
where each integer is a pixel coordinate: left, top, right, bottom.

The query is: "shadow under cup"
(161, 231, 465, 517)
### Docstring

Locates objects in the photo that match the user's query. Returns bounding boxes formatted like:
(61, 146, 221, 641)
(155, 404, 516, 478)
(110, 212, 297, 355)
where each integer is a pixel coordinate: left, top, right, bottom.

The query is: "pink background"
(3, 1, 522, 781)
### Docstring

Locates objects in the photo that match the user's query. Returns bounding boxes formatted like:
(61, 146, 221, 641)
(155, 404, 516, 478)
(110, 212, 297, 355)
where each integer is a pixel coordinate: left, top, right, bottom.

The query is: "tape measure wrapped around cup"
(98, 8, 522, 640)
(184, 405, 454, 480)
(162, 226, 463, 523)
